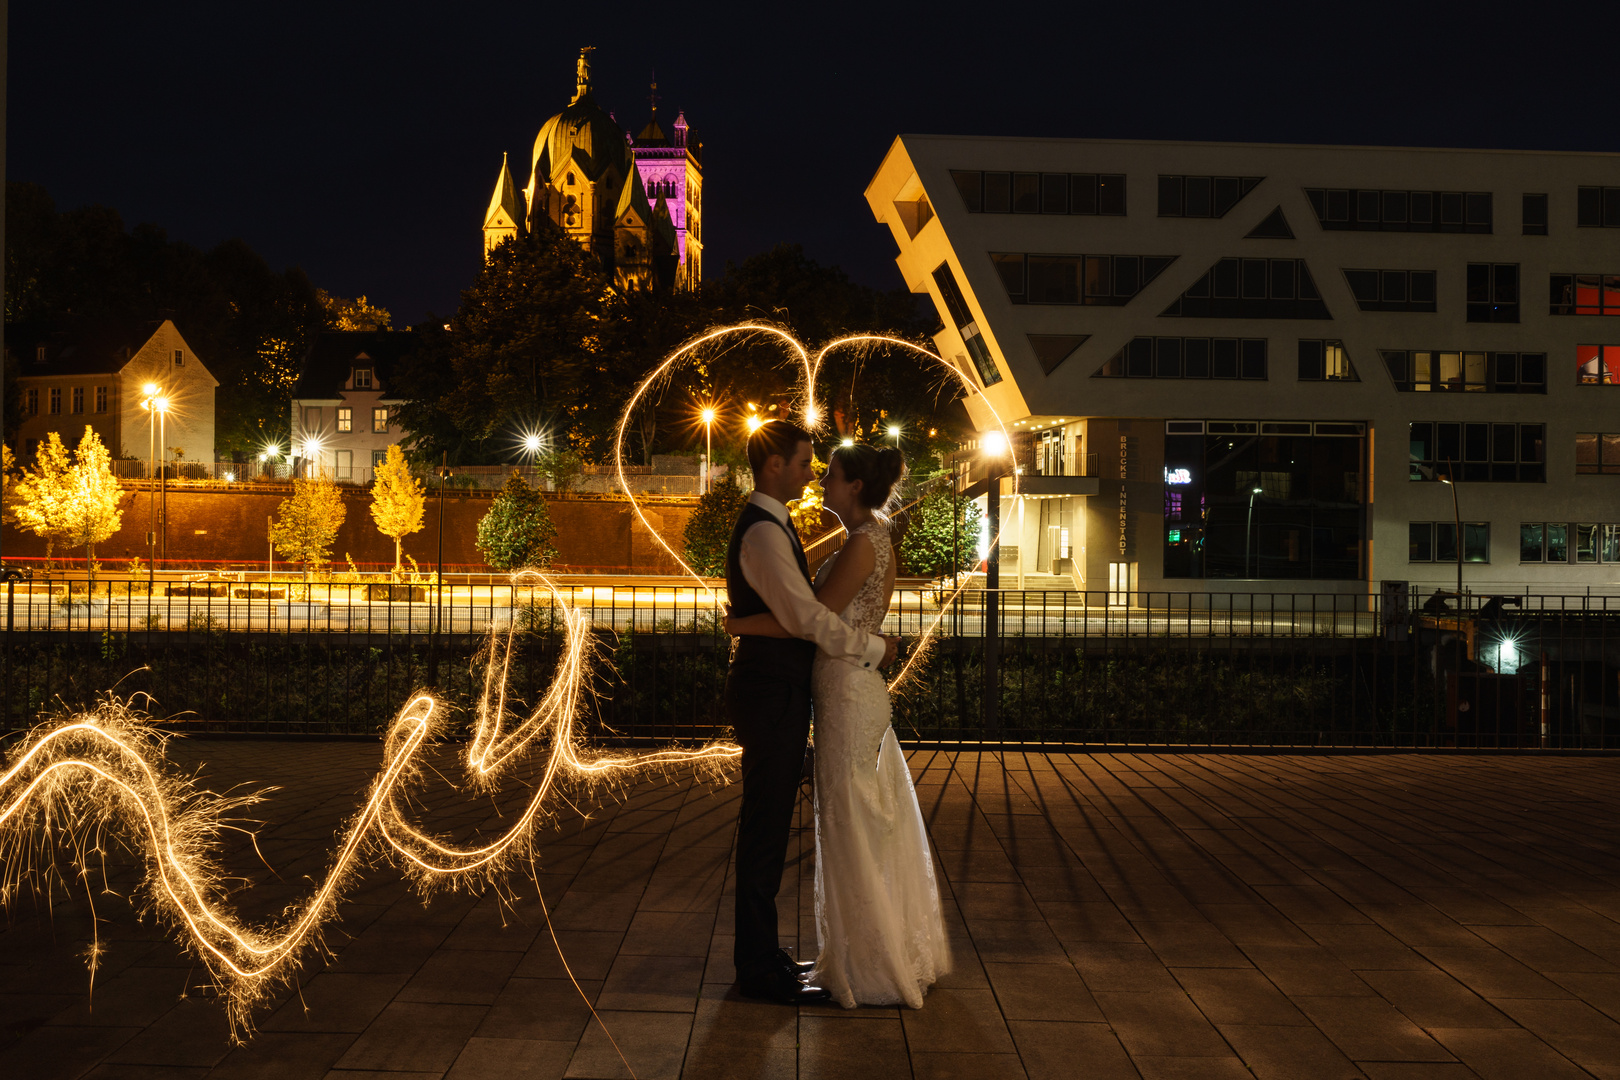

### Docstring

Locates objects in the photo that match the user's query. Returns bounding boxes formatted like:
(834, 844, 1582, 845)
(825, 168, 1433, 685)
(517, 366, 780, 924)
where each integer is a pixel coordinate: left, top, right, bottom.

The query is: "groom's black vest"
(726, 502, 817, 683)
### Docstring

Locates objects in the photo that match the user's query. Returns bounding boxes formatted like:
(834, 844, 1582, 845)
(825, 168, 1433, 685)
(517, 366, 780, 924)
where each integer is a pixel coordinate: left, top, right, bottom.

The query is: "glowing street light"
(699, 407, 716, 495)
(745, 415, 763, 434)
(140, 388, 169, 593)
(888, 424, 901, 447)
(1246, 486, 1263, 578)
(523, 433, 543, 455)
(981, 427, 1011, 731)
(840, 438, 854, 448)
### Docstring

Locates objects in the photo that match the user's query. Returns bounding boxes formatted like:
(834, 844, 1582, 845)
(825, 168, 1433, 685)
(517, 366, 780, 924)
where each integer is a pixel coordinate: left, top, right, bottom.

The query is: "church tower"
(482, 49, 680, 292)
(631, 79, 703, 290)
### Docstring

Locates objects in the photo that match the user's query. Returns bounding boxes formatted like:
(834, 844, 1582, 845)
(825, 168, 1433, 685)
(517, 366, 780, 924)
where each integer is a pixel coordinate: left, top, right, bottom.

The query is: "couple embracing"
(722, 419, 950, 1009)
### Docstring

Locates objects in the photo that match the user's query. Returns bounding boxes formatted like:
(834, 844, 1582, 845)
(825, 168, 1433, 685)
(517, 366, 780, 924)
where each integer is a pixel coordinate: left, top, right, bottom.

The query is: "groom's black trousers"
(726, 667, 813, 984)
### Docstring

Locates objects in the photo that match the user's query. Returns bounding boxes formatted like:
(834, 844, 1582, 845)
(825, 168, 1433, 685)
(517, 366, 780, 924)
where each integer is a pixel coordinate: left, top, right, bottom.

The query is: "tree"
(63, 427, 124, 589)
(269, 473, 347, 576)
(0, 445, 17, 525)
(319, 289, 393, 332)
(682, 470, 749, 576)
(534, 447, 585, 493)
(898, 478, 983, 579)
(369, 445, 425, 574)
(11, 431, 76, 566)
(475, 471, 558, 571)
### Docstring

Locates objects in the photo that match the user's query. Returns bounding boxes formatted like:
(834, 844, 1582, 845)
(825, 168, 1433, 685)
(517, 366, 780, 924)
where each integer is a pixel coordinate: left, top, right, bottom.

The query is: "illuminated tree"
(369, 445, 424, 574)
(269, 473, 347, 576)
(63, 427, 124, 589)
(0, 445, 17, 525)
(786, 457, 828, 545)
(682, 470, 749, 576)
(475, 471, 558, 570)
(898, 479, 982, 578)
(12, 432, 76, 567)
(319, 289, 393, 332)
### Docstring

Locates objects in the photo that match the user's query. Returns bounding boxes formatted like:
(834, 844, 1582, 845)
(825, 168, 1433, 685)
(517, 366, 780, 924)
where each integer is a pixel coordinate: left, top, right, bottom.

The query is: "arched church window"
(567, 172, 576, 186)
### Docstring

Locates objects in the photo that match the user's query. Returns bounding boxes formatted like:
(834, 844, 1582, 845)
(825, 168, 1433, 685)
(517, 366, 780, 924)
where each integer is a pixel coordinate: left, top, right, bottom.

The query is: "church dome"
(531, 51, 632, 185)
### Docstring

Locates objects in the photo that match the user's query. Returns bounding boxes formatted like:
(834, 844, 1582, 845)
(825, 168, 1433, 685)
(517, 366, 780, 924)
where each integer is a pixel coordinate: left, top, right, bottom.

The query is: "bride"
(726, 442, 950, 1009)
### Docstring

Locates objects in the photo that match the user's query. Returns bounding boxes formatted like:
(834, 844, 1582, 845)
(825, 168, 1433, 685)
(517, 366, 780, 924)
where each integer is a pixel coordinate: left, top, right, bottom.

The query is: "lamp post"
(888, 424, 901, 448)
(1245, 485, 1262, 578)
(1439, 461, 1462, 599)
(700, 408, 715, 495)
(427, 453, 451, 687)
(981, 430, 1009, 732)
(152, 396, 169, 571)
(141, 384, 159, 595)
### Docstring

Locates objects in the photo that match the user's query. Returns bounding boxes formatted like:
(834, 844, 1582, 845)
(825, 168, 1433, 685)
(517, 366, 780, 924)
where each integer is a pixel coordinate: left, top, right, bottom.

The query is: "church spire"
(482, 152, 522, 258)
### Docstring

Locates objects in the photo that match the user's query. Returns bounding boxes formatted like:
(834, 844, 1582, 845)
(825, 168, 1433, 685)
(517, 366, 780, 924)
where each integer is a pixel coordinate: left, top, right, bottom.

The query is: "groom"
(724, 419, 896, 1005)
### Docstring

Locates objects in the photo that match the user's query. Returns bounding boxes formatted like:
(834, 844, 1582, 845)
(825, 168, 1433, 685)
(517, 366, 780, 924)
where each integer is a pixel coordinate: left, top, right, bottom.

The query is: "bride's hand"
(722, 604, 740, 637)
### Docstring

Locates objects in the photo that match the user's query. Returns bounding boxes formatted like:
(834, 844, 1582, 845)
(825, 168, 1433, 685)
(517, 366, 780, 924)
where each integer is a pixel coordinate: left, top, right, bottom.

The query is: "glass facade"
(1163, 420, 1366, 580)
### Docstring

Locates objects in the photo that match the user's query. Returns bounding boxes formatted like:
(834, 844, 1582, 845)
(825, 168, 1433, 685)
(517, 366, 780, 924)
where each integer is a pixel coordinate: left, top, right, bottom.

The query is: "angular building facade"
(866, 136, 1620, 598)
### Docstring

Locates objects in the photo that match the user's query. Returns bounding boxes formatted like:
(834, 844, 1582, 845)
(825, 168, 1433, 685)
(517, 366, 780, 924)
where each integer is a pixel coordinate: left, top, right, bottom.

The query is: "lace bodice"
(813, 520, 892, 636)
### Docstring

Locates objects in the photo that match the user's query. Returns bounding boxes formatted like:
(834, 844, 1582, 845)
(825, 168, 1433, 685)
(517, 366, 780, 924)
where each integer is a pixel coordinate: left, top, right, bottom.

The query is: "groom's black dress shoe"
(776, 949, 816, 977)
(739, 968, 832, 1005)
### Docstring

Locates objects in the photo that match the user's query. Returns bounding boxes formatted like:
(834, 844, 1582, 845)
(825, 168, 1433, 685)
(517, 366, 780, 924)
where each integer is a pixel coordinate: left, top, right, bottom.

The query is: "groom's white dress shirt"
(737, 492, 885, 670)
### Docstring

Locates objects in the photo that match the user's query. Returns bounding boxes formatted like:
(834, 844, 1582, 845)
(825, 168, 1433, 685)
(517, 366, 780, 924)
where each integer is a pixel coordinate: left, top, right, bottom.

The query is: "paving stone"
(1426, 1027, 1592, 1080)
(1005, 1020, 1137, 1080)
(1173, 967, 1307, 1026)
(475, 978, 601, 1043)
(262, 972, 412, 1033)
(397, 948, 524, 1005)
(334, 1001, 489, 1073)
(595, 952, 704, 1012)
(1358, 968, 1516, 1029)
(1292, 994, 1455, 1062)
(1091, 990, 1230, 1057)
(798, 1014, 910, 1080)
(983, 961, 1103, 1022)
(900, 987, 1016, 1053)
(445, 1036, 574, 1080)
(211, 1032, 358, 1079)
(565, 1010, 693, 1080)
(1217, 1023, 1362, 1079)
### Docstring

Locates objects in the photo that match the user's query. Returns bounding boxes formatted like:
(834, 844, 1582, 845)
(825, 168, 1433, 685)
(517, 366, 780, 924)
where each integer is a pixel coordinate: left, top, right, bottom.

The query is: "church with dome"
(482, 48, 702, 292)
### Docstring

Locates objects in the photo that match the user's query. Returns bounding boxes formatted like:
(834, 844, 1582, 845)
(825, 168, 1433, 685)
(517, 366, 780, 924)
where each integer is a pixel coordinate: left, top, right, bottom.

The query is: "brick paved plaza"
(3, 742, 1620, 1079)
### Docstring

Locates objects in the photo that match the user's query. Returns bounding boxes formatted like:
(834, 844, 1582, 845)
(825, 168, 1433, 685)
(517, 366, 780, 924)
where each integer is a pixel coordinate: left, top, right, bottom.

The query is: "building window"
(49, 388, 61, 415)
(1523, 194, 1549, 235)
(1163, 419, 1365, 579)
(373, 407, 389, 433)
(1382, 351, 1544, 394)
(1157, 175, 1262, 218)
(1550, 274, 1620, 316)
(71, 387, 84, 414)
(1577, 187, 1620, 228)
(1306, 188, 1492, 233)
(950, 171, 1125, 215)
(1343, 268, 1438, 312)
(1521, 523, 1571, 562)
(1578, 345, 1620, 384)
(1410, 422, 1545, 482)
(1409, 522, 1490, 563)
(1297, 340, 1358, 381)
(25, 389, 37, 416)
(336, 408, 352, 433)
(931, 262, 1001, 386)
(1161, 258, 1330, 319)
(94, 386, 108, 412)
(1466, 263, 1519, 322)
(991, 253, 1174, 306)
(173, 349, 183, 366)
(354, 368, 373, 389)
(1097, 337, 1267, 380)
(34, 345, 45, 362)
(372, 449, 389, 469)
(303, 406, 321, 430)
(1575, 432, 1620, 474)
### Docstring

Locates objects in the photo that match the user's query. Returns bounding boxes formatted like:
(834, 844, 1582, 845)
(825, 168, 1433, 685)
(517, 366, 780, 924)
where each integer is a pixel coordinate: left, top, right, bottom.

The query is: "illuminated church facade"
(482, 49, 702, 291)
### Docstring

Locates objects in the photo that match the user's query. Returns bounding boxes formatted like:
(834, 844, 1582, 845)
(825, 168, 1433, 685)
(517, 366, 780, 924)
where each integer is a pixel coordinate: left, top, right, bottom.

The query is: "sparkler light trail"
(0, 570, 740, 1038)
(613, 324, 1017, 695)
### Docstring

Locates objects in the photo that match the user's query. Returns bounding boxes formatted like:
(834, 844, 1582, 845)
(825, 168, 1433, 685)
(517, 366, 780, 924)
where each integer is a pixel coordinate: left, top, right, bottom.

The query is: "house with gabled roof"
(290, 330, 417, 483)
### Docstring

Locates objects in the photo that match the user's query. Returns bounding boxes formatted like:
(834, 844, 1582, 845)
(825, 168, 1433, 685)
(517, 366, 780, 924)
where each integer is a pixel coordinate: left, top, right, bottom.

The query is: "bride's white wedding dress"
(809, 520, 950, 1009)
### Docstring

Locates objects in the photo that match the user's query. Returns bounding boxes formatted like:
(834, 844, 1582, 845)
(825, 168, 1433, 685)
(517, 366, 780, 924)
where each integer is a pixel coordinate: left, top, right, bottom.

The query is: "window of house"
(1297, 340, 1358, 381)
(372, 449, 389, 469)
(1409, 522, 1490, 563)
(173, 349, 183, 366)
(71, 387, 84, 414)
(354, 368, 373, 389)
(1157, 175, 1262, 218)
(1410, 422, 1545, 482)
(25, 389, 37, 415)
(1550, 274, 1620, 316)
(1575, 432, 1620, 474)
(35, 345, 46, 362)
(1520, 522, 1572, 562)
(1306, 188, 1492, 233)
(991, 253, 1175, 306)
(303, 406, 321, 430)
(1343, 269, 1438, 312)
(1577, 187, 1620, 228)
(336, 408, 352, 432)
(1523, 194, 1549, 235)
(373, 407, 389, 433)
(1096, 337, 1267, 380)
(931, 262, 1001, 386)
(1576, 345, 1620, 384)
(951, 171, 1125, 215)
(1382, 351, 1544, 394)
(94, 386, 108, 412)
(49, 388, 61, 415)
(1467, 264, 1519, 322)
(1160, 258, 1330, 319)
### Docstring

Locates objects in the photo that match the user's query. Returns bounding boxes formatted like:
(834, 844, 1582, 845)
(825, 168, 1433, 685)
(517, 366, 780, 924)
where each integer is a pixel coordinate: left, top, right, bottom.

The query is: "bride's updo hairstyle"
(830, 442, 907, 515)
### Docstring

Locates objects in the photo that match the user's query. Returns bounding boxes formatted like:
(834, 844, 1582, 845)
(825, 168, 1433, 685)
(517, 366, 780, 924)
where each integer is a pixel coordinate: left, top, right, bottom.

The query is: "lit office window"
(1550, 274, 1620, 316)
(1383, 351, 1543, 394)
(337, 408, 352, 433)
(1297, 340, 1358, 381)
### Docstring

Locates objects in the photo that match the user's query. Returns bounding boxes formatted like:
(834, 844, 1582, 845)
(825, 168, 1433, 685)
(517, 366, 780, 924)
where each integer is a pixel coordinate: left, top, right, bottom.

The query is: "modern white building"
(867, 136, 1620, 598)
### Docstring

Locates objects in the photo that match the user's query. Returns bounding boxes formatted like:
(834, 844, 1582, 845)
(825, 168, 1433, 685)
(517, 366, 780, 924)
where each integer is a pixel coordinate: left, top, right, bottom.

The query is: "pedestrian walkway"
(3, 742, 1620, 1078)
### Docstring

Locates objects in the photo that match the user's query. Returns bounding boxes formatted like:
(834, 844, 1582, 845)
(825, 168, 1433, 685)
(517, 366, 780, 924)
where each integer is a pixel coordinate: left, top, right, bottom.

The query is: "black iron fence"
(3, 573, 1618, 750)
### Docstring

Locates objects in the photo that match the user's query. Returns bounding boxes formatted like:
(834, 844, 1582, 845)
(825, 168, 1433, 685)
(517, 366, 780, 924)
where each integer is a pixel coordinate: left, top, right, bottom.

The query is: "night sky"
(9, 2, 1613, 325)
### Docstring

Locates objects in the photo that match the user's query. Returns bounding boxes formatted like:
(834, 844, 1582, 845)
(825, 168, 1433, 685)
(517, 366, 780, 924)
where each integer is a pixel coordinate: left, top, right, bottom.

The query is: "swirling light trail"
(0, 570, 740, 1039)
(612, 325, 1018, 695)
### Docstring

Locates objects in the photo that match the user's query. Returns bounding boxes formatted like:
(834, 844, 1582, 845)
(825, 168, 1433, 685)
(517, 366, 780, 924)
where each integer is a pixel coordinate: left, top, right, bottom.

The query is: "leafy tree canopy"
(475, 470, 559, 571)
(369, 444, 425, 572)
(319, 289, 393, 332)
(681, 470, 749, 577)
(269, 473, 347, 573)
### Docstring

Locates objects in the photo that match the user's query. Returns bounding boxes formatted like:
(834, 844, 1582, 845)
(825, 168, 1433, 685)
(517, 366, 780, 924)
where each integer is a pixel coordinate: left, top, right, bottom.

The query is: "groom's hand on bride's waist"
(879, 635, 900, 669)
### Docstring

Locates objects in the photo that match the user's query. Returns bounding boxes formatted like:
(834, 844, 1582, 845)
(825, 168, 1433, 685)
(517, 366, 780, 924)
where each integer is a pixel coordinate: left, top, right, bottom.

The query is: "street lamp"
(980, 429, 1010, 732)
(746, 414, 763, 434)
(1439, 462, 1462, 599)
(427, 454, 452, 687)
(1245, 486, 1262, 578)
(141, 386, 161, 596)
(700, 408, 715, 495)
(888, 424, 901, 447)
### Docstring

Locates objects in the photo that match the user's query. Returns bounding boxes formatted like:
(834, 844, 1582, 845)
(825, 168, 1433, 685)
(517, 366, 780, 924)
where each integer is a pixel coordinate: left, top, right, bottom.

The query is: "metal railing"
(3, 576, 1616, 751)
